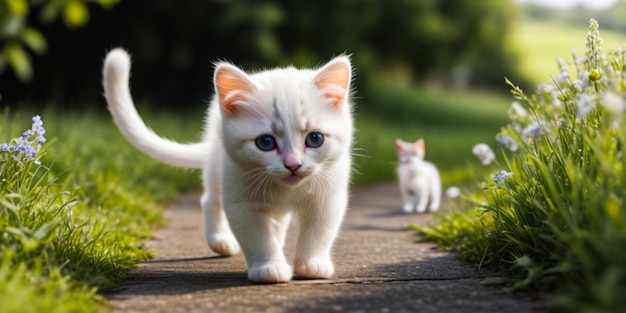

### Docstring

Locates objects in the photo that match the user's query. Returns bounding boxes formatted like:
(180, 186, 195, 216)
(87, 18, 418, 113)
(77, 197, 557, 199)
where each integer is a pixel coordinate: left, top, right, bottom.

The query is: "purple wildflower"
(494, 171, 513, 184)
(1, 115, 46, 165)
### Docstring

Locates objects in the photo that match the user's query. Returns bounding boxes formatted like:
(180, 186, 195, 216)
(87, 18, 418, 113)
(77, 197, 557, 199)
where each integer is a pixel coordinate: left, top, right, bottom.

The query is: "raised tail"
(102, 48, 207, 168)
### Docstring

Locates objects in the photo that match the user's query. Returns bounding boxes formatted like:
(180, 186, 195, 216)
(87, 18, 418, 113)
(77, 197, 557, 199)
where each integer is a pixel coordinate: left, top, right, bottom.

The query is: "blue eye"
(255, 135, 277, 151)
(305, 132, 324, 148)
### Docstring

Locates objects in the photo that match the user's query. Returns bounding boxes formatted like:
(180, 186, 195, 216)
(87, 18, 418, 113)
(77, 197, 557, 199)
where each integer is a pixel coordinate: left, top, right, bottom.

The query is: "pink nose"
(284, 163, 301, 172)
(282, 149, 302, 173)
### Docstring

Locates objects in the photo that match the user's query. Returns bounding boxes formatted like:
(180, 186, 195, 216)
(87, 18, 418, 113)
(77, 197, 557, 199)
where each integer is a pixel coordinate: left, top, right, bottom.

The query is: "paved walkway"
(106, 182, 543, 313)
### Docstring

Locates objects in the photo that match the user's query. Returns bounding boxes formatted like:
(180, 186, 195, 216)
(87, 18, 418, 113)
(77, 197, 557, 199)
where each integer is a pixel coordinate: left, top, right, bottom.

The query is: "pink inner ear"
(415, 140, 425, 155)
(214, 66, 254, 114)
(221, 94, 247, 115)
(324, 92, 345, 110)
(395, 142, 404, 153)
(315, 59, 351, 109)
(315, 62, 351, 90)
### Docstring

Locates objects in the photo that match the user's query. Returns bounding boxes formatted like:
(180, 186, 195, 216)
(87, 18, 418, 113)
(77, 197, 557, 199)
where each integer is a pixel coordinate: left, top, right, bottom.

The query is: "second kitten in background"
(395, 138, 441, 213)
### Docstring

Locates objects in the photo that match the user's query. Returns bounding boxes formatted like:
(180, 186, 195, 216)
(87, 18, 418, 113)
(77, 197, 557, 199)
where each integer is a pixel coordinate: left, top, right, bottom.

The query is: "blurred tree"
(0, 0, 119, 83)
(0, 0, 527, 108)
(274, 0, 523, 87)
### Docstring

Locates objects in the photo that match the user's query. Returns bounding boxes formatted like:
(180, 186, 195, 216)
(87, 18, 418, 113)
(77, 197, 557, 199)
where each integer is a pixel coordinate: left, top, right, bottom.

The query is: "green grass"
(417, 19, 626, 313)
(0, 108, 201, 312)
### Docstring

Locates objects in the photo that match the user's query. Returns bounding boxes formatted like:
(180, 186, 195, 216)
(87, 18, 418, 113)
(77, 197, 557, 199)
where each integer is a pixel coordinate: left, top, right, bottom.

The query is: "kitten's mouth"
(283, 174, 304, 185)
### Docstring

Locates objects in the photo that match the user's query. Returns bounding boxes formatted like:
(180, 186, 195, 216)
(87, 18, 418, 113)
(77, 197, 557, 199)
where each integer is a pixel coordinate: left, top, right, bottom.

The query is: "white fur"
(103, 48, 353, 283)
(395, 138, 441, 213)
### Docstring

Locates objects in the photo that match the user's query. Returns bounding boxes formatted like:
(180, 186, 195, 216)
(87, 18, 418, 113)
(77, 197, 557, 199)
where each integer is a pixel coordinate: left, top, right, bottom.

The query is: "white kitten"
(395, 138, 441, 213)
(102, 48, 354, 283)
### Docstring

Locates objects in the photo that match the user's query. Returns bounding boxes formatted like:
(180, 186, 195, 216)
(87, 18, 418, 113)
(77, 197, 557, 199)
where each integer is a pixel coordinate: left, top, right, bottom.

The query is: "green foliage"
(418, 19, 626, 312)
(0, 108, 200, 311)
(0, 0, 119, 82)
(275, 0, 524, 87)
(0, 0, 526, 106)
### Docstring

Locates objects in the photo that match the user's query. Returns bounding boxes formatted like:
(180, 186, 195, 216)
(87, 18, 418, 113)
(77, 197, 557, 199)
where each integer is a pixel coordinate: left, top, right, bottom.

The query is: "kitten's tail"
(103, 48, 207, 168)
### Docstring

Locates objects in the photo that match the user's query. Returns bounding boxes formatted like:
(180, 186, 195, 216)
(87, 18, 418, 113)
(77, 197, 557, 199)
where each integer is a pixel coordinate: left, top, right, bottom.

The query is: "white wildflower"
(444, 186, 461, 199)
(472, 143, 495, 166)
(575, 93, 596, 119)
(508, 101, 528, 119)
(601, 91, 624, 114)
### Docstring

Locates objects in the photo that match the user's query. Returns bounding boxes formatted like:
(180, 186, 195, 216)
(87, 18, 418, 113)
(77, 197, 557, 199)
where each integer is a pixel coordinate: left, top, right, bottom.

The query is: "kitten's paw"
(294, 259, 334, 279)
(402, 203, 414, 213)
(248, 262, 293, 284)
(429, 204, 440, 212)
(207, 233, 241, 256)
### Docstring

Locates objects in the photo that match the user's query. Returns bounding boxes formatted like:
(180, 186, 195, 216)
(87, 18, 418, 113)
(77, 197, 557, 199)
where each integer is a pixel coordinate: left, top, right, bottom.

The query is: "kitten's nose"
(284, 163, 301, 173)
(282, 149, 302, 173)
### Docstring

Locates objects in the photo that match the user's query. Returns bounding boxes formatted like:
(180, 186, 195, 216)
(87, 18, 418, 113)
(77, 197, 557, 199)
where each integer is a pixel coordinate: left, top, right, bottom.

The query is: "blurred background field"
(512, 17, 626, 86)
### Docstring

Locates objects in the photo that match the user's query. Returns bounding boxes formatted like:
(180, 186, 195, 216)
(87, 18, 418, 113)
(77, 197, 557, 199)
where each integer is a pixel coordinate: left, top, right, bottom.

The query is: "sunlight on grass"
(418, 19, 626, 313)
(0, 109, 200, 312)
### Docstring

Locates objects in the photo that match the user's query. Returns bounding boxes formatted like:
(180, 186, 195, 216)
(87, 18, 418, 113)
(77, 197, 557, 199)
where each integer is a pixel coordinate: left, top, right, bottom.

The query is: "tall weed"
(417, 19, 626, 312)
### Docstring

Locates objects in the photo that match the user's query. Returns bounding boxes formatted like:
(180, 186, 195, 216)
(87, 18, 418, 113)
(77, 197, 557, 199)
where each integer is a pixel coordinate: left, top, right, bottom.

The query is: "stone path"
(106, 182, 543, 313)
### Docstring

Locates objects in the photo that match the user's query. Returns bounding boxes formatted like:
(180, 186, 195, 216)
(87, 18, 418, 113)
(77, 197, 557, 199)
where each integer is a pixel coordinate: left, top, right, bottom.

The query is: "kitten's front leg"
(403, 201, 415, 213)
(201, 191, 240, 256)
(226, 202, 292, 283)
(293, 192, 348, 279)
(400, 187, 415, 213)
(415, 192, 429, 213)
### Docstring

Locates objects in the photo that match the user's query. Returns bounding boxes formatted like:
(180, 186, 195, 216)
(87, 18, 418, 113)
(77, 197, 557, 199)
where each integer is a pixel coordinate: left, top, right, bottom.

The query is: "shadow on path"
(106, 182, 543, 313)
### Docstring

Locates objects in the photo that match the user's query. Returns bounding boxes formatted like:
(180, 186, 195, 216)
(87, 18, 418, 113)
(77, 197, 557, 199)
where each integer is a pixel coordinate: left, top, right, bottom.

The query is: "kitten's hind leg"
(293, 193, 348, 280)
(428, 175, 442, 212)
(201, 189, 240, 256)
(415, 193, 429, 213)
(428, 192, 441, 212)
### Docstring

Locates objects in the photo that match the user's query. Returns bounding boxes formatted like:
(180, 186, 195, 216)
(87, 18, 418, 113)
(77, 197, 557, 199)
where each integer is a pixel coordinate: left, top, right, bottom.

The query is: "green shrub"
(0, 0, 119, 82)
(417, 19, 626, 312)
(0, 111, 170, 312)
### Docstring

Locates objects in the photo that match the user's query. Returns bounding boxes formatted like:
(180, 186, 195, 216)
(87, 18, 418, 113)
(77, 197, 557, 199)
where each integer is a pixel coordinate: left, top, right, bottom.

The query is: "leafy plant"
(417, 19, 626, 312)
(0, 0, 119, 81)
(0, 112, 169, 312)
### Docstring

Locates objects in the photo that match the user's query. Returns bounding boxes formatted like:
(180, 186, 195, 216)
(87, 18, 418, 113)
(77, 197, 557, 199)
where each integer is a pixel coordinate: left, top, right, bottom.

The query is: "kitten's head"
(395, 138, 425, 163)
(214, 56, 353, 187)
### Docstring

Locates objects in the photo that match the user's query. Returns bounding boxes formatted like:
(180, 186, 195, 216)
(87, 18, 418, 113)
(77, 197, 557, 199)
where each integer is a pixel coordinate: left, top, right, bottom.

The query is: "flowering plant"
(479, 19, 626, 310)
(0, 115, 46, 165)
(420, 19, 626, 312)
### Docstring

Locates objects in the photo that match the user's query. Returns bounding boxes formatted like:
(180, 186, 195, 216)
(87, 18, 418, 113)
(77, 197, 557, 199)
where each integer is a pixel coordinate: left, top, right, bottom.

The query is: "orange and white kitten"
(102, 48, 354, 283)
(395, 138, 441, 213)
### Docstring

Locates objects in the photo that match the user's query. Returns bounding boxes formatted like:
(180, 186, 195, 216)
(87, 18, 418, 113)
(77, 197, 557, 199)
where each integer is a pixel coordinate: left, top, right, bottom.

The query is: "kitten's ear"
(314, 56, 352, 109)
(214, 63, 255, 115)
(415, 139, 425, 157)
(395, 139, 404, 153)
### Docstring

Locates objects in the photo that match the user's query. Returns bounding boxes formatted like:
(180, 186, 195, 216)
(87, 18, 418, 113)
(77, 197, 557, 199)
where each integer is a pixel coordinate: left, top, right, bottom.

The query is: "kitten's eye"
(305, 132, 324, 148)
(255, 135, 277, 151)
